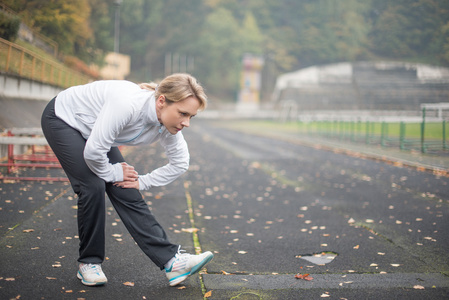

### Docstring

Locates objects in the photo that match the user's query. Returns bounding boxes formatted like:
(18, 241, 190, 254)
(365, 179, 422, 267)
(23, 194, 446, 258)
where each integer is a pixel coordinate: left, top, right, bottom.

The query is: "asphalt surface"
(1, 118, 449, 299)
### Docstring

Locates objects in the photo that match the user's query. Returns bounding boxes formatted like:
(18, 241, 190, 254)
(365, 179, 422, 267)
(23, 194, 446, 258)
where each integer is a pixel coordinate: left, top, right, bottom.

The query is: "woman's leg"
(105, 147, 179, 269)
(41, 99, 106, 264)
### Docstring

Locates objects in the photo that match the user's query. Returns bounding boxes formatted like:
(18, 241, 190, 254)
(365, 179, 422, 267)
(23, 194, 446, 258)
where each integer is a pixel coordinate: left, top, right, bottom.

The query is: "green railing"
(295, 117, 448, 154)
(0, 37, 92, 88)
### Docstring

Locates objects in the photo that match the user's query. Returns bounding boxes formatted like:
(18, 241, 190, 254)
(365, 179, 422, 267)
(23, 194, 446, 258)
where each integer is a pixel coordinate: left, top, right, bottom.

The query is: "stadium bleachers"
(273, 61, 449, 111)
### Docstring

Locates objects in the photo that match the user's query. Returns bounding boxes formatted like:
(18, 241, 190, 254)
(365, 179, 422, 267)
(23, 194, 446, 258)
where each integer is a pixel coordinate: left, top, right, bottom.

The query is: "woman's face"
(156, 95, 200, 135)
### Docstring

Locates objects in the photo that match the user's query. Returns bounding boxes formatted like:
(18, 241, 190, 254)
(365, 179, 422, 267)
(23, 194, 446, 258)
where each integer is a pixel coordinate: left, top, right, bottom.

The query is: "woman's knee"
(77, 176, 106, 198)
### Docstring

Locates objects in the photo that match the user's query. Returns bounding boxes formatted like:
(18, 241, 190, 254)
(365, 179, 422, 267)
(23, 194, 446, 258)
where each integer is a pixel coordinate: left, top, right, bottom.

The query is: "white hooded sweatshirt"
(55, 80, 189, 190)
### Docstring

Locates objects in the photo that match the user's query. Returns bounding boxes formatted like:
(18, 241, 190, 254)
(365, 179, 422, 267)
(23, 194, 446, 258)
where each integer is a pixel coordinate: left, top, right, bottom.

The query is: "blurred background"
(1, 0, 448, 104)
(1, 0, 449, 155)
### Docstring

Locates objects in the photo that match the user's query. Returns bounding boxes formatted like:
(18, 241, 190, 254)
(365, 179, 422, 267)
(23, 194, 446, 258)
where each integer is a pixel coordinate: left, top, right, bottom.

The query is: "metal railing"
(0, 37, 92, 88)
(295, 116, 448, 154)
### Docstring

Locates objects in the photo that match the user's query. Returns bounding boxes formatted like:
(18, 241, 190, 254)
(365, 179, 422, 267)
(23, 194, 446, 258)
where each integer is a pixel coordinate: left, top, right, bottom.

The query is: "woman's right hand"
(113, 162, 140, 189)
(120, 162, 138, 182)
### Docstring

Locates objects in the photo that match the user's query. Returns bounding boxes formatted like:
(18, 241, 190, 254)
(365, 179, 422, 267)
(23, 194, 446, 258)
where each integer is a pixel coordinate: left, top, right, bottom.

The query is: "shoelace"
(170, 247, 192, 272)
(173, 245, 186, 258)
(81, 263, 102, 274)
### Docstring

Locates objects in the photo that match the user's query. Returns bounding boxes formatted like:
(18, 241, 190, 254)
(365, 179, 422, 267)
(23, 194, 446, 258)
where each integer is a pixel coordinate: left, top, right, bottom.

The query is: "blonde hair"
(139, 73, 207, 111)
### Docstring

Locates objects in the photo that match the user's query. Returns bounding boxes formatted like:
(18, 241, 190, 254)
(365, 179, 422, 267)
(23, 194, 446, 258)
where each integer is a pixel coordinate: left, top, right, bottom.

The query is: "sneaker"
(77, 263, 108, 286)
(165, 249, 214, 286)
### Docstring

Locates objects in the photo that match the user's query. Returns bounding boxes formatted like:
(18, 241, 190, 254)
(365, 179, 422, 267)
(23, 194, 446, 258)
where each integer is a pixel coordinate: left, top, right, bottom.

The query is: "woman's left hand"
(114, 178, 139, 189)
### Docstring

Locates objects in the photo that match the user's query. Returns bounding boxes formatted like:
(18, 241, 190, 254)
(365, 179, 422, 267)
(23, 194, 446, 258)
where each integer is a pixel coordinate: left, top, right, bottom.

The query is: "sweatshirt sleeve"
(83, 97, 134, 182)
(137, 132, 189, 190)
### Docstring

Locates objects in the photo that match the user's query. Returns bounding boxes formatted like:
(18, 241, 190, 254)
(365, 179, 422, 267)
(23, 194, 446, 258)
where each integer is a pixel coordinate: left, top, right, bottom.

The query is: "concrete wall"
(0, 73, 62, 101)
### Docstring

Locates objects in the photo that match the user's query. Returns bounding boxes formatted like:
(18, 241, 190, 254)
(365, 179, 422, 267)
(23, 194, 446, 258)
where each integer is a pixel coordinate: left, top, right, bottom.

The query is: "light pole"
(114, 0, 122, 54)
(113, 0, 122, 79)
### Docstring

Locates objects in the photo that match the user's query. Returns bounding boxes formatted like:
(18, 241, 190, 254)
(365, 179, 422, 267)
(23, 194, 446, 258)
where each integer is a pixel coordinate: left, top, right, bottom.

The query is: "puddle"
(297, 252, 338, 265)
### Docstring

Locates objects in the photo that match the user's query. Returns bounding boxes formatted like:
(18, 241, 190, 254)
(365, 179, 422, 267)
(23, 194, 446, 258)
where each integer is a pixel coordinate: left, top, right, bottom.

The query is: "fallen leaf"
(204, 290, 212, 298)
(353, 245, 359, 249)
(5, 278, 15, 281)
(221, 270, 231, 275)
(123, 281, 134, 286)
(177, 286, 186, 290)
(181, 228, 199, 233)
(295, 273, 313, 281)
(23, 229, 34, 233)
(413, 285, 425, 290)
(390, 264, 401, 267)
(46, 277, 57, 280)
(320, 293, 330, 297)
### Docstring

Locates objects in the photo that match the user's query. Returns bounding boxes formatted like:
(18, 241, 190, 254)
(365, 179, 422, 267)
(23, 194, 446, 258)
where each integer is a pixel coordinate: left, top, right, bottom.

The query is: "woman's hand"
(113, 162, 139, 189)
(114, 179, 139, 189)
(121, 162, 138, 181)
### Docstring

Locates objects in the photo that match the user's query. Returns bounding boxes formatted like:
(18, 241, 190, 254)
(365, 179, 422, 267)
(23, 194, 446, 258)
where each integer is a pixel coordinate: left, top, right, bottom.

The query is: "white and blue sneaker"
(77, 263, 108, 286)
(165, 249, 214, 286)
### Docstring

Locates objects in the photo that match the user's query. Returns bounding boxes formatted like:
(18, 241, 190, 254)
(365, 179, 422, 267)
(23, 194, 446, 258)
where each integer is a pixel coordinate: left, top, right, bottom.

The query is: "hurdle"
(0, 128, 67, 181)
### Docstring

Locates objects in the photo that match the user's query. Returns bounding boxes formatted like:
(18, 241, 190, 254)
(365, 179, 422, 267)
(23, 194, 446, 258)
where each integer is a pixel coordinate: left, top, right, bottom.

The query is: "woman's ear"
(157, 95, 165, 108)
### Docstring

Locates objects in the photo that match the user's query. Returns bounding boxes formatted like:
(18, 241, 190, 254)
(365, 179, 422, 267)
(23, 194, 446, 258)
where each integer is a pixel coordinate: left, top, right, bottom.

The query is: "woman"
(41, 73, 213, 287)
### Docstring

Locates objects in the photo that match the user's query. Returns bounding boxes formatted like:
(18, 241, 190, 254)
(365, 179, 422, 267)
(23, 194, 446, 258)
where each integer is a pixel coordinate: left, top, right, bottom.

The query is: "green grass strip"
(183, 181, 209, 298)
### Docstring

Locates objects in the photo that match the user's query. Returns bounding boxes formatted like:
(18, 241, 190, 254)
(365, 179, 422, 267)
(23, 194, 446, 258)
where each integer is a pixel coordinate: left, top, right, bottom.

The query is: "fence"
(0, 37, 92, 89)
(299, 119, 447, 153)
(281, 106, 449, 154)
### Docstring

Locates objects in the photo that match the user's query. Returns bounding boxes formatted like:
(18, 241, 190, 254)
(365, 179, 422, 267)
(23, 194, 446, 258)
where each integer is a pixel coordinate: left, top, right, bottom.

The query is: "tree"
(2, 0, 94, 59)
(369, 0, 449, 65)
(195, 7, 242, 98)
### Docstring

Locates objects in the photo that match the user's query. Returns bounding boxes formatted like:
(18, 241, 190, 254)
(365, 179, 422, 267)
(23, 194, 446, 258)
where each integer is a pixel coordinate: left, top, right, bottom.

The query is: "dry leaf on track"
(181, 228, 199, 233)
(204, 290, 212, 298)
(413, 285, 425, 289)
(295, 273, 313, 281)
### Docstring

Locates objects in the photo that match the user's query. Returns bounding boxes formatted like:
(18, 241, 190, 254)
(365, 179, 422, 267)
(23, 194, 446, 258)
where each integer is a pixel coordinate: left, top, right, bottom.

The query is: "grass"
(15, 39, 60, 63)
(228, 120, 447, 141)
(0, 38, 91, 88)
